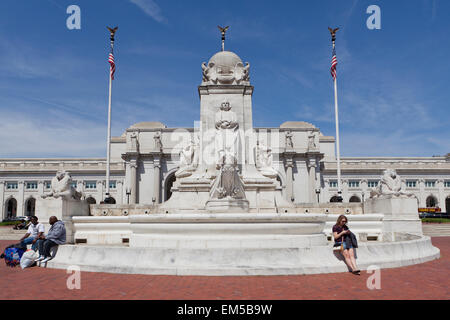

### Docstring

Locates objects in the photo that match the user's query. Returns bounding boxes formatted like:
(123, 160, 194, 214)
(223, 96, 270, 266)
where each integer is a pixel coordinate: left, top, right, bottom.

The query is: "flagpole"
(329, 27, 343, 202)
(333, 64, 343, 201)
(106, 60, 112, 199)
(105, 26, 117, 202)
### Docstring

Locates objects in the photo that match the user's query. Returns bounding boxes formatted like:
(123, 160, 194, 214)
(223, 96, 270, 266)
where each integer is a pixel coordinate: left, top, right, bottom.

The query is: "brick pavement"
(0, 238, 448, 300)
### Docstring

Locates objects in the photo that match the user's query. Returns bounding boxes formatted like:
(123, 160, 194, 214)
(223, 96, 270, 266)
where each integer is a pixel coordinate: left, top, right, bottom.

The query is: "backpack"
(3, 247, 26, 267)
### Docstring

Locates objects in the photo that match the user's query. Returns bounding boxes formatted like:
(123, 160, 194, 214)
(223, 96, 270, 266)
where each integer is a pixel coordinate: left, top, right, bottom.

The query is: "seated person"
(13, 219, 29, 230)
(19, 216, 44, 251)
(35, 216, 66, 263)
(332, 214, 360, 275)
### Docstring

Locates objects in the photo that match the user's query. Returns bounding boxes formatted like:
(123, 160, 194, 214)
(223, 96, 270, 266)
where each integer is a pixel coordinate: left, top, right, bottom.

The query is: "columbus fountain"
(35, 32, 439, 275)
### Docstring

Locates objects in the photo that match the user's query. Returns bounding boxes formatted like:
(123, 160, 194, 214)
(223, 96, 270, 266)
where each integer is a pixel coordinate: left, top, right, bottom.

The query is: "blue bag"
(3, 247, 26, 267)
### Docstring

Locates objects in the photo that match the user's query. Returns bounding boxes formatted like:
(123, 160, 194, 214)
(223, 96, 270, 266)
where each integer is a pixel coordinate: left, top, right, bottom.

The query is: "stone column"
(37, 180, 44, 197)
(418, 179, 425, 207)
(360, 179, 368, 205)
(97, 180, 104, 202)
(401, 179, 407, 192)
(284, 157, 294, 202)
(0, 181, 4, 220)
(307, 158, 317, 203)
(129, 160, 138, 204)
(153, 157, 161, 204)
(76, 180, 83, 193)
(437, 179, 445, 210)
(323, 178, 330, 203)
(17, 180, 24, 216)
(117, 180, 124, 205)
(342, 179, 348, 203)
(315, 163, 322, 203)
(360, 179, 368, 195)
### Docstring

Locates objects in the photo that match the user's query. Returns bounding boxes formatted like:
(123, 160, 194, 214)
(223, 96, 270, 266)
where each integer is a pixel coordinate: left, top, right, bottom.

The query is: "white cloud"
(129, 0, 167, 23)
(340, 130, 448, 157)
(0, 109, 106, 158)
(0, 37, 89, 80)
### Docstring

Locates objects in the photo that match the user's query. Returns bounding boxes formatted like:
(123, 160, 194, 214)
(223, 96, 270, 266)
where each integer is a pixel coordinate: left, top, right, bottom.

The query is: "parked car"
(420, 213, 449, 219)
(4, 216, 30, 222)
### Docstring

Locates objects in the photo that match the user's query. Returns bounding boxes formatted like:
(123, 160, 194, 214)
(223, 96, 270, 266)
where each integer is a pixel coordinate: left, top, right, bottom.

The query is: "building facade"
(1, 47, 450, 219)
(2, 153, 450, 220)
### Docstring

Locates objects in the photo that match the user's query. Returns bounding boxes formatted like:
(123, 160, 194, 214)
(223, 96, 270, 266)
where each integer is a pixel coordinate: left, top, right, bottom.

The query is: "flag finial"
(107, 26, 118, 47)
(328, 27, 339, 43)
(218, 25, 229, 51)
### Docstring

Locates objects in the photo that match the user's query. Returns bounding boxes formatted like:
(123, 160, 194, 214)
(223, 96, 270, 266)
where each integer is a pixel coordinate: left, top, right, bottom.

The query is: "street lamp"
(315, 188, 321, 203)
(336, 191, 343, 203)
(126, 187, 131, 205)
(362, 192, 365, 214)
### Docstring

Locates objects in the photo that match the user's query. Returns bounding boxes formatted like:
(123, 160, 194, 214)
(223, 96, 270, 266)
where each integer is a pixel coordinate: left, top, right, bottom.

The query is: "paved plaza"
(0, 236, 448, 300)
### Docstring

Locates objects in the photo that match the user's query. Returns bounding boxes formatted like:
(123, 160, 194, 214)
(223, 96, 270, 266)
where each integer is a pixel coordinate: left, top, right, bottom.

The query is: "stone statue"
(214, 101, 240, 163)
(201, 62, 210, 83)
(130, 132, 139, 152)
(308, 133, 316, 150)
(234, 62, 250, 83)
(210, 153, 246, 200)
(154, 131, 163, 152)
(285, 130, 294, 149)
(370, 169, 413, 198)
(256, 142, 278, 178)
(41, 170, 82, 200)
(201, 59, 250, 85)
(175, 138, 199, 178)
(215, 101, 238, 130)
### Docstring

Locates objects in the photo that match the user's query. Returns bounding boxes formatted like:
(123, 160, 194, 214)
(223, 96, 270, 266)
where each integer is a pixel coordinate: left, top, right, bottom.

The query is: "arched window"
(349, 196, 361, 203)
(106, 197, 116, 204)
(25, 197, 36, 216)
(164, 172, 177, 201)
(426, 195, 437, 208)
(86, 197, 96, 205)
(6, 198, 17, 219)
(330, 196, 340, 203)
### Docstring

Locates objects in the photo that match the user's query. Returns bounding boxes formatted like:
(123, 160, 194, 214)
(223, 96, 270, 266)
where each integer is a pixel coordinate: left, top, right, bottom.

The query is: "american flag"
(108, 52, 116, 80)
(330, 47, 337, 81)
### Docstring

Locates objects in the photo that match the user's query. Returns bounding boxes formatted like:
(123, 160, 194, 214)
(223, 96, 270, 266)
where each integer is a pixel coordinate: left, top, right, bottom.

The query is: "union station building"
(1, 48, 450, 220)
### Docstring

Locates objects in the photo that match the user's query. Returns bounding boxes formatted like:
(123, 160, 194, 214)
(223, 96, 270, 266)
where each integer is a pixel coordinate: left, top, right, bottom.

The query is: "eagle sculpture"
(107, 26, 118, 39)
(218, 25, 229, 36)
(328, 27, 339, 41)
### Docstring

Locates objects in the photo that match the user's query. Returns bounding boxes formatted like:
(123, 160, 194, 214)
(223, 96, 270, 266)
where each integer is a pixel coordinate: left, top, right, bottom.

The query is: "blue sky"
(0, 0, 448, 158)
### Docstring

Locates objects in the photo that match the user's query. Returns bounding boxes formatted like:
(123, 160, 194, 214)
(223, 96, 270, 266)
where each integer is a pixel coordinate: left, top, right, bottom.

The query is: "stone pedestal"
(35, 198, 89, 244)
(364, 196, 422, 236)
(205, 198, 249, 212)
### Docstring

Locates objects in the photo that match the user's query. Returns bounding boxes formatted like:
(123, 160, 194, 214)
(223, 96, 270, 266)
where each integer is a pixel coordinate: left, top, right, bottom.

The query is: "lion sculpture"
(370, 169, 413, 198)
(41, 170, 82, 200)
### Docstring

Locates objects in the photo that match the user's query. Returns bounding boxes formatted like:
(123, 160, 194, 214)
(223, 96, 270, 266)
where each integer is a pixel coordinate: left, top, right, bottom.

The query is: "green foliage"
(421, 218, 450, 223)
(0, 221, 21, 226)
